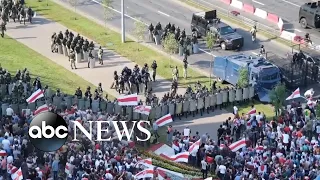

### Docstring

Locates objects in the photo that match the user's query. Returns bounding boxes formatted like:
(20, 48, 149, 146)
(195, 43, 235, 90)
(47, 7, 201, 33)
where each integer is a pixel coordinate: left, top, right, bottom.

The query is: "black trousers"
(201, 169, 207, 179)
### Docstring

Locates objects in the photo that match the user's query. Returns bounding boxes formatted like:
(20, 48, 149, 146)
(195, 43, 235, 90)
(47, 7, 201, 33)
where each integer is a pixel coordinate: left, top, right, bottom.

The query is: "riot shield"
(249, 86, 255, 99)
(45, 89, 53, 98)
(168, 103, 175, 116)
(84, 99, 91, 109)
(147, 82, 152, 92)
(155, 106, 161, 119)
(78, 98, 85, 110)
(222, 90, 228, 103)
(114, 103, 121, 114)
(52, 96, 62, 109)
(36, 99, 46, 107)
(209, 94, 217, 107)
(236, 88, 243, 101)
(175, 102, 182, 115)
(161, 104, 168, 117)
(148, 107, 155, 120)
(100, 100, 107, 111)
(243, 87, 249, 100)
(91, 99, 99, 113)
(229, 89, 235, 103)
(1, 103, 8, 116)
(197, 97, 204, 110)
(28, 102, 36, 111)
(141, 114, 148, 120)
(139, 83, 144, 94)
(8, 84, 13, 95)
(11, 103, 19, 114)
(216, 92, 222, 105)
(107, 102, 114, 114)
(133, 108, 140, 120)
(64, 96, 73, 109)
(189, 99, 196, 112)
(0, 84, 6, 98)
(204, 96, 210, 109)
(126, 106, 133, 120)
(23, 83, 27, 93)
(18, 103, 27, 114)
(131, 84, 137, 94)
(182, 100, 190, 113)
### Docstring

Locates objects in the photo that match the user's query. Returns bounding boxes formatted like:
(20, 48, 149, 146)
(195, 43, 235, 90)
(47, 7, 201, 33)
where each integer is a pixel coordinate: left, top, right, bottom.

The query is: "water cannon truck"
(213, 54, 281, 102)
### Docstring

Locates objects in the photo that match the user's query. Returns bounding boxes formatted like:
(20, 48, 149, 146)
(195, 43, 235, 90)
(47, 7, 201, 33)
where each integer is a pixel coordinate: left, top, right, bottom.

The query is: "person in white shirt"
(6, 105, 14, 119)
(201, 158, 208, 179)
(217, 163, 227, 179)
(2, 136, 10, 151)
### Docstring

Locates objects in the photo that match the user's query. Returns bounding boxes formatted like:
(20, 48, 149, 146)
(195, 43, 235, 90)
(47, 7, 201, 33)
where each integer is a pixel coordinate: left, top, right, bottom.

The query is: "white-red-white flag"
(134, 105, 151, 115)
(258, 165, 267, 174)
(34, 104, 49, 115)
(65, 162, 72, 174)
(134, 169, 154, 179)
(0, 150, 7, 156)
(188, 139, 200, 153)
(155, 114, 173, 127)
(247, 108, 256, 116)
(26, 89, 44, 103)
(172, 141, 180, 152)
(160, 152, 189, 163)
(229, 139, 246, 152)
(135, 158, 152, 167)
(286, 88, 300, 100)
(117, 93, 138, 106)
(11, 167, 23, 180)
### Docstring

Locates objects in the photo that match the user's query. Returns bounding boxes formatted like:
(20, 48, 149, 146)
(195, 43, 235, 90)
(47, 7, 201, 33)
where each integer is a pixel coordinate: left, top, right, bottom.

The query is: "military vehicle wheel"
(221, 42, 227, 50)
(300, 18, 307, 29)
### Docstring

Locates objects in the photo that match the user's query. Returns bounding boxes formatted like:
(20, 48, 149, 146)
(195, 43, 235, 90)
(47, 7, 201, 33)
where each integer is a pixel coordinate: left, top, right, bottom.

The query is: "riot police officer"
(97, 83, 103, 97)
(111, 71, 119, 90)
(170, 80, 178, 96)
(151, 60, 157, 81)
(85, 86, 91, 98)
(259, 45, 265, 56)
(183, 58, 188, 79)
(98, 46, 103, 65)
(0, 21, 5, 38)
(69, 49, 77, 69)
(250, 25, 257, 42)
(172, 66, 179, 81)
(118, 75, 125, 94)
(19, 7, 25, 25)
(74, 87, 82, 98)
(143, 72, 152, 94)
(27, 6, 33, 23)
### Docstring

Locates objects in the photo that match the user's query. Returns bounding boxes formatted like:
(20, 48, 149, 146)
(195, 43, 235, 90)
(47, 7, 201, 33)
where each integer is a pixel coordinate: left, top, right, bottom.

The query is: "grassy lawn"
(27, 0, 274, 118)
(0, 35, 103, 97)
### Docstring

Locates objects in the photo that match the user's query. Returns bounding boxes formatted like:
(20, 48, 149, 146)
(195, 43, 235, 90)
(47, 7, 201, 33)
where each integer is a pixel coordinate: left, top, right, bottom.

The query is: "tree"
(68, 0, 78, 20)
(205, 32, 216, 86)
(163, 33, 179, 67)
(237, 68, 249, 88)
(133, 18, 146, 42)
(102, 0, 114, 27)
(269, 83, 286, 116)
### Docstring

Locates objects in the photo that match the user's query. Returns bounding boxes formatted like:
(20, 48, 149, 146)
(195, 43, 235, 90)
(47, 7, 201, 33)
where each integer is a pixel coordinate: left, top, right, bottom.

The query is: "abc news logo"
(29, 112, 151, 152)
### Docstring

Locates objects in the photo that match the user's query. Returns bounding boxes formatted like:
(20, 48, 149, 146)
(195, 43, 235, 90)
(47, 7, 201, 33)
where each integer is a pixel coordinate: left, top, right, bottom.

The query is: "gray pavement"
(57, 0, 292, 76)
(202, 0, 320, 47)
(4, 16, 186, 100)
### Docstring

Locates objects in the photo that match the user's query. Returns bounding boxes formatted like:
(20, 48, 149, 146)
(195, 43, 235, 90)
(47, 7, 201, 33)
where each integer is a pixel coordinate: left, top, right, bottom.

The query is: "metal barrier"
(1, 87, 256, 119)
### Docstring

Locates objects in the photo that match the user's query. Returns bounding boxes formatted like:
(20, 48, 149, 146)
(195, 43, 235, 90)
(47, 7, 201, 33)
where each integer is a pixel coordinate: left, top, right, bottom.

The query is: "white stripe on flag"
(117, 93, 138, 106)
(34, 104, 49, 115)
(26, 89, 44, 103)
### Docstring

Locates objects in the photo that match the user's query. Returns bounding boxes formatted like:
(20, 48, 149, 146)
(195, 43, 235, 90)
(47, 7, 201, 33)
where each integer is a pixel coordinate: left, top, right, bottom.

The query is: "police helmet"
(261, 45, 264, 48)
(98, 83, 101, 86)
(57, 89, 60, 92)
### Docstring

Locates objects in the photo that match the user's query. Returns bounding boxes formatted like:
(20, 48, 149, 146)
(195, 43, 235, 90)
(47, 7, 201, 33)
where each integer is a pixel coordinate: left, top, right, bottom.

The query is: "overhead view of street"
(1, 0, 320, 179)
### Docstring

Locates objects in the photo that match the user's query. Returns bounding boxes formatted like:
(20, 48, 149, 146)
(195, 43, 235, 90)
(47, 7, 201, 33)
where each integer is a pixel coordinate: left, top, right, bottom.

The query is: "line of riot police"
(51, 30, 101, 69)
(0, 0, 33, 26)
(111, 62, 157, 96)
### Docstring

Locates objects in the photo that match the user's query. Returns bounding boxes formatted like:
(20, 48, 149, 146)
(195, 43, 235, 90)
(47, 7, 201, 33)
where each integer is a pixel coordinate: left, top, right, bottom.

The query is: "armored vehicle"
(213, 54, 281, 102)
(191, 10, 244, 50)
(299, 1, 320, 28)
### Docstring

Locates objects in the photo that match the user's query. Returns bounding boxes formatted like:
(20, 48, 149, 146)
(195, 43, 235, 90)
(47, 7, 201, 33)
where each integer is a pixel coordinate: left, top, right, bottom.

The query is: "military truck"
(213, 54, 281, 102)
(191, 10, 244, 50)
(299, 1, 320, 28)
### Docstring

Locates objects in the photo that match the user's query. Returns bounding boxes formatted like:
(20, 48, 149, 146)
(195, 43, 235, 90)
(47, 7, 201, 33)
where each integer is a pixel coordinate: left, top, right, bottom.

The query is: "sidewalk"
(4, 16, 186, 100)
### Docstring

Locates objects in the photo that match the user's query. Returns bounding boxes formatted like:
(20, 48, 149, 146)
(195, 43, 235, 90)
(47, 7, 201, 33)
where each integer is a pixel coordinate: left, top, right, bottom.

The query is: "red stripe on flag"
(156, 115, 172, 125)
(118, 97, 137, 102)
(28, 90, 44, 103)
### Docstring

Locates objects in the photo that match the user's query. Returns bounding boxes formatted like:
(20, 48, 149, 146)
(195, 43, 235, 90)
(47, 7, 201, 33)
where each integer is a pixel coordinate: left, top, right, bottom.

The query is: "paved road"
(203, 0, 320, 47)
(59, 0, 291, 75)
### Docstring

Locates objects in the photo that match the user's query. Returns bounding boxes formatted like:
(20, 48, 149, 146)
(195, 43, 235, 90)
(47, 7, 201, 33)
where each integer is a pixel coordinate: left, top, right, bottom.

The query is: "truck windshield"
(219, 26, 234, 35)
(260, 72, 279, 81)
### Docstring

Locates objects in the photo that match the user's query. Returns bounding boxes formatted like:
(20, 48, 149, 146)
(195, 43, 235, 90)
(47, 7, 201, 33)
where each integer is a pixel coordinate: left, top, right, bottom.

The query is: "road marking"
(281, 0, 299, 7)
(252, 0, 265, 6)
(294, 29, 302, 32)
(251, 52, 258, 55)
(157, 10, 170, 17)
(90, 0, 214, 56)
